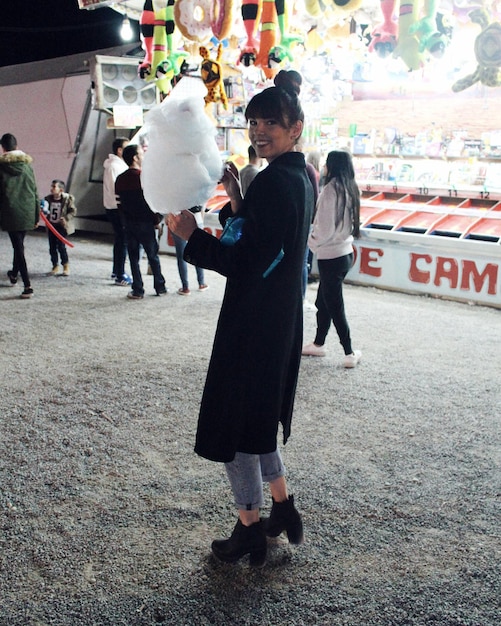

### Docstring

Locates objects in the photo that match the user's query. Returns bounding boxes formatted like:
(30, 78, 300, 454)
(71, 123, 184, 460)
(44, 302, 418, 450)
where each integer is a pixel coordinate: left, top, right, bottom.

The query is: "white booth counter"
(159, 181, 501, 309)
(348, 182, 501, 308)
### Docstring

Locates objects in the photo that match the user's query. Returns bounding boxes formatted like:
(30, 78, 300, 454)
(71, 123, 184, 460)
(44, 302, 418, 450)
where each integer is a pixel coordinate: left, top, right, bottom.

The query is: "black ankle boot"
(211, 519, 267, 566)
(264, 495, 304, 544)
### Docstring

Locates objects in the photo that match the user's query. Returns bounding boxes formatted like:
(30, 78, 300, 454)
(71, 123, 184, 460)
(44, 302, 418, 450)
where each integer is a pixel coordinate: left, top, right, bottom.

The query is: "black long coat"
(184, 152, 313, 462)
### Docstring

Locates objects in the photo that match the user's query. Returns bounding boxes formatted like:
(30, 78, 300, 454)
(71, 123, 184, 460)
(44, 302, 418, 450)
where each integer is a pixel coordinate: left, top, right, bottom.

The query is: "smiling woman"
(0, 1, 135, 67)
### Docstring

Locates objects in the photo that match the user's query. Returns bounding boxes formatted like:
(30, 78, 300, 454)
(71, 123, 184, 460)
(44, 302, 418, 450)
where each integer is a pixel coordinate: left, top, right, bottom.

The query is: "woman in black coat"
(168, 70, 313, 566)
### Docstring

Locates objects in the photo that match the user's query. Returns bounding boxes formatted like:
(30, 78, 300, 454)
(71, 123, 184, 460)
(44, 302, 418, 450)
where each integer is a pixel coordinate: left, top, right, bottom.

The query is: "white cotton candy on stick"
(141, 77, 224, 215)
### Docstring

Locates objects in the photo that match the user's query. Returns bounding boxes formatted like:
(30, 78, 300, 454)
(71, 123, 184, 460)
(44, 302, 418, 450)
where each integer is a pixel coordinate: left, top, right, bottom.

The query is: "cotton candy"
(141, 77, 223, 215)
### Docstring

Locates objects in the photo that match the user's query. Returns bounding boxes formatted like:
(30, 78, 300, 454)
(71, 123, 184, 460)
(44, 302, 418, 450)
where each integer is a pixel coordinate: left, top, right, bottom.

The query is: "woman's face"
(247, 117, 303, 163)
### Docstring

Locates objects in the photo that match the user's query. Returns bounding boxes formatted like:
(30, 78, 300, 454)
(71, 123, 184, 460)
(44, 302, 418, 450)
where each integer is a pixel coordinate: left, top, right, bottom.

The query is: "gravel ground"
(1, 229, 500, 626)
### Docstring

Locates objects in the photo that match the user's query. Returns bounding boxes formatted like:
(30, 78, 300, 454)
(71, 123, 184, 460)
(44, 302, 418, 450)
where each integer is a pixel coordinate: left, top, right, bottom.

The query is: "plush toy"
(211, 0, 236, 40)
(268, 0, 303, 68)
(199, 43, 229, 109)
(392, 0, 425, 71)
(255, 0, 279, 78)
(409, 0, 450, 56)
(304, 0, 362, 22)
(141, 77, 223, 215)
(368, 0, 398, 57)
(174, 0, 213, 42)
(139, 0, 188, 95)
(452, 8, 501, 91)
(238, 0, 262, 66)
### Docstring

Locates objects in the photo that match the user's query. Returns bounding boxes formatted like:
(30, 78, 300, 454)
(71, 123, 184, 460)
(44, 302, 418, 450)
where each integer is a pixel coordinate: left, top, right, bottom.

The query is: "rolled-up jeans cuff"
(225, 450, 286, 510)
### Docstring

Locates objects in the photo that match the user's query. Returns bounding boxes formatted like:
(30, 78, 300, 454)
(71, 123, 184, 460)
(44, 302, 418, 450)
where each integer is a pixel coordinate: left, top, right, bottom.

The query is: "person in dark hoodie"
(0, 133, 40, 299)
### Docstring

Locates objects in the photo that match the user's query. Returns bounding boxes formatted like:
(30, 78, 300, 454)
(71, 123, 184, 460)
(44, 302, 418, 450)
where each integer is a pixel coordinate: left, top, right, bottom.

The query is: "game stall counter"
(345, 181, 501, 308)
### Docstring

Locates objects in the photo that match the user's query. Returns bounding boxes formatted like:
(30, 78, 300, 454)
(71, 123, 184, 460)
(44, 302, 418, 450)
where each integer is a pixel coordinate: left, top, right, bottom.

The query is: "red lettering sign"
(434, 256, 459, 288)
(409, 253, 432, 284)
(461, 260, 498, 295)
(359, 247, 383, 277)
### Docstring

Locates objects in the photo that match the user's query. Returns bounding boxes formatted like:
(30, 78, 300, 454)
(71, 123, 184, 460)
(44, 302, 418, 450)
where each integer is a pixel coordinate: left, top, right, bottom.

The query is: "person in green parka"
(168, 70, 313, 566)
(0, 133, 40, 299)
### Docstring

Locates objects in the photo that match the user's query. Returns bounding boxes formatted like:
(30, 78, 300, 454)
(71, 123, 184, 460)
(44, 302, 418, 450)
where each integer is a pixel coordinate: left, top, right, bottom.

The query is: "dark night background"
(0, 1, 139, 67)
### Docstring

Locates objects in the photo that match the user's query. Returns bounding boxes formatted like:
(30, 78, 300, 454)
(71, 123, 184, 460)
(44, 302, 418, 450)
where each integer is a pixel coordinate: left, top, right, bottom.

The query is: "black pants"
(8, 231, 31, 288)
(106, 209, 127, 278)
(314, 253, 354, 355)
(48, 225, 69, 267)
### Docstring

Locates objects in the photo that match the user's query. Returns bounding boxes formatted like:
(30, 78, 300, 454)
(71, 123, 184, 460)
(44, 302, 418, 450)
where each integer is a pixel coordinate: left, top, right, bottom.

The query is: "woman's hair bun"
(274, 70, 302, 96)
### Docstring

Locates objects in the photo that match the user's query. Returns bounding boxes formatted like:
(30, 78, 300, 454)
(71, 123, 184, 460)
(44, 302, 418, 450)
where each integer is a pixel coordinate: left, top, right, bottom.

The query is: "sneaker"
(7, 270, 17, 285)
(301, 343, 327, 357)
(127, 291, 144, 300)
(20, 287, 34, 299)
(177, 287, 191, 296)
(115, 274, 132, 286)
(62, 263, 70, 277)
(111, 273, 117, 280)
(198, 284, 209, 291)
(156, 289, 168, 296)
(343, 350, 362, 369)
(50, 265, 60, 276)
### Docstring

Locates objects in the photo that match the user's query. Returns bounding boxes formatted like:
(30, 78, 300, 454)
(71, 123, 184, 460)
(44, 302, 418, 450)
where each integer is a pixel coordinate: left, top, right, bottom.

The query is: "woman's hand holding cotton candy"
(166, 210, 197, 241)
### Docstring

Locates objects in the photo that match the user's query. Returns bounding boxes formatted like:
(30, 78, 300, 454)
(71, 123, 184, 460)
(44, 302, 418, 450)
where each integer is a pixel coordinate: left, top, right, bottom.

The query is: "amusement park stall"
(1, 0, 499, 308)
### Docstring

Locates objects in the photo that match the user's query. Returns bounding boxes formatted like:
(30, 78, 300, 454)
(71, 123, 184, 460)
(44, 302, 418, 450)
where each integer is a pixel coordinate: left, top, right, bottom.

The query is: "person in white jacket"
(103, 137, 131, 285)
(302, 150, 362, 368)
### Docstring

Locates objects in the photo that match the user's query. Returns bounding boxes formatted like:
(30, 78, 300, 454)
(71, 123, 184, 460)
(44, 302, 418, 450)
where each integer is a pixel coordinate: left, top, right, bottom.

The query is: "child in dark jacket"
(43, 180, 77, 276)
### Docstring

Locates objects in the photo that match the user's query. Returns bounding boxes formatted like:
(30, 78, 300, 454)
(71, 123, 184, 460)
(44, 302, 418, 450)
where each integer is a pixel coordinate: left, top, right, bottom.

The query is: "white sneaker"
(302, 343, 326, 357)
(343, 350, 362, 368)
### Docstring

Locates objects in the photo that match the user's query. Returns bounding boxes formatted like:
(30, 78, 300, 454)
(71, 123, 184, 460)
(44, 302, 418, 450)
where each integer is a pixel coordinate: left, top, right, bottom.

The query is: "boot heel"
(249, 547, 267, 567)
(285, 522, 304, 545)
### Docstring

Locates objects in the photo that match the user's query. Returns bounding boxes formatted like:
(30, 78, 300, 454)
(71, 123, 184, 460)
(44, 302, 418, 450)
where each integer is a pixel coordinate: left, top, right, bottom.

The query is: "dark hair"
(248, 145, 257, 160)
(51, 179, 65, 190)
(112, 136, 129, 155)
(122, 144, 139, 167)
(245, 70, 304, 130)
(324, 150, 361, 238)
(1, 133, 18, 151)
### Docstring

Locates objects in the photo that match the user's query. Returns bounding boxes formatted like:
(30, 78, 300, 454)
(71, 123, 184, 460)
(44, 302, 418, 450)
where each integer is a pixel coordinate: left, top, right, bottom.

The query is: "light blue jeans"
(172, 231, 205, 289)
(224, 450, 286, 510)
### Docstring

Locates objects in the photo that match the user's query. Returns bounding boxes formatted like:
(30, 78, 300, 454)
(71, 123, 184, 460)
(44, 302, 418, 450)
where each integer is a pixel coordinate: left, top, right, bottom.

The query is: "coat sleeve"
(184, 170, 290, 280)
(307, 182, 337, 254)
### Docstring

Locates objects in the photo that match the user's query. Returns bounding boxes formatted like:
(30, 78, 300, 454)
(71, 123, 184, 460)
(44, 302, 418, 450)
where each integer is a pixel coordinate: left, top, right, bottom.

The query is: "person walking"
(302, 150, 362, 368)
(115, 144, 166, 299)
(103, 136, 131, 286)
(168, 70, 313, 566)
(0, 133, 39, 299)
